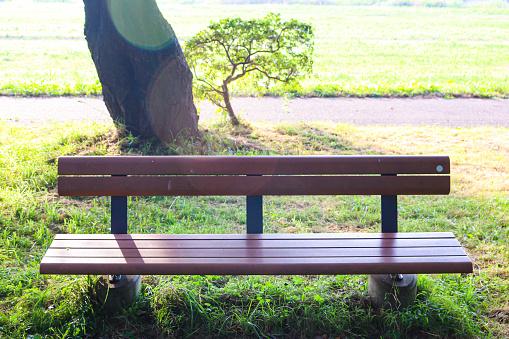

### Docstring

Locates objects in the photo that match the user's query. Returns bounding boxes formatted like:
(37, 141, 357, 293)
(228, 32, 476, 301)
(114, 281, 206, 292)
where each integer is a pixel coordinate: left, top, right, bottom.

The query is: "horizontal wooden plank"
(58, 155, 450, 176)
(53, 232, 458, 241)
(45, 246, 469, 259)
(40, 256, 473, 275)
(48, 237, 463, 249)
(58, 175, 450, 196)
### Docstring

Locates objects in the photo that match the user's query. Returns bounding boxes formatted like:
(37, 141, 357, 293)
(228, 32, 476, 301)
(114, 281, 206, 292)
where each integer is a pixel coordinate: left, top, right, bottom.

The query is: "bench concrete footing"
(368, 274, 417, 310)
(95, 275, 141, 311)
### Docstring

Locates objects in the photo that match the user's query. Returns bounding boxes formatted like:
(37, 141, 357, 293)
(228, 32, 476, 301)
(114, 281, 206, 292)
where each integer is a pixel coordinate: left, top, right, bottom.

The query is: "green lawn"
(1, 2, 508, 97)
(0, 121, 507, 337)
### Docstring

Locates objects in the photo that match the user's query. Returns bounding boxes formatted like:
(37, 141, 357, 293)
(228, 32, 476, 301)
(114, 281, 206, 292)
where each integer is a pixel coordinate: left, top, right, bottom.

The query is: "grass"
(0, 120, 508, 337)
(1, 2, 509, 97)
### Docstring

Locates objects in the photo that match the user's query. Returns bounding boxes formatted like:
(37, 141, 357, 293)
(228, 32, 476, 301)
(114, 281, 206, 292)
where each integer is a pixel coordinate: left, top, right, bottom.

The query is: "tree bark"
(83, 0, 199, 143)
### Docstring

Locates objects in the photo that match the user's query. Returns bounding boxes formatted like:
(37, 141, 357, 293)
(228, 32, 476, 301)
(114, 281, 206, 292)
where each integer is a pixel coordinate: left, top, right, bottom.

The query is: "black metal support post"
(110, 175, 128, 234)
(381, 175, 398, 233)
(246, 195, 263, 234)
(111, 196, 128, 234)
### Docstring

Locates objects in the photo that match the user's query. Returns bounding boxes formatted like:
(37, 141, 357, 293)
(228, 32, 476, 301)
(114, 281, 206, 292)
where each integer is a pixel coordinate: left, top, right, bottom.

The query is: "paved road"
(0, 96, 508, 127)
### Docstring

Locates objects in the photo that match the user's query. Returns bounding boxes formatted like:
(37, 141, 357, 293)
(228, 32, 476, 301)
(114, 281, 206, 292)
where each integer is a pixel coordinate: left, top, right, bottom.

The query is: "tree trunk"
(222, 82, 240, 126)
(83, 0, 199, 143)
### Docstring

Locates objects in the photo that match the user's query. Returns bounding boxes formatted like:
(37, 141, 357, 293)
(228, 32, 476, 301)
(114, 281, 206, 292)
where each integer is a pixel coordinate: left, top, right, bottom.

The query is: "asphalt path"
(0, 96, 507, 127)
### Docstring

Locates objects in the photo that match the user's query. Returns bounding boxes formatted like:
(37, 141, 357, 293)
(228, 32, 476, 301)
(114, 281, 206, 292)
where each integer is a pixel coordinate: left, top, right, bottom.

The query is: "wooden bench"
(40, 155, 473, 276)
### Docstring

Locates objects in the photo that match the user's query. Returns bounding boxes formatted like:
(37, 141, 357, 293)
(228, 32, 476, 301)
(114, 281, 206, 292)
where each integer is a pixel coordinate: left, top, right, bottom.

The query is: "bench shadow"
(114, 234, 144, 264)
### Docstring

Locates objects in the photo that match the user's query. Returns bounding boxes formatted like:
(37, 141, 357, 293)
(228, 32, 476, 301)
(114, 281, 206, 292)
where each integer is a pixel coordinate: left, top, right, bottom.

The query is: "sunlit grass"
(336, 124, 509, 197)
(1, 3, 508, 97)
(0, 121, 508, 337)
(0, 39, 101, 96)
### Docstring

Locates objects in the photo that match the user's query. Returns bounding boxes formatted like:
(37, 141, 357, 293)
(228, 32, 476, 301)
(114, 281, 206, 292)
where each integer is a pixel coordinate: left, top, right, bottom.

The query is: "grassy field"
(0, 120, 507, 337)
(1, 2, 509, 97)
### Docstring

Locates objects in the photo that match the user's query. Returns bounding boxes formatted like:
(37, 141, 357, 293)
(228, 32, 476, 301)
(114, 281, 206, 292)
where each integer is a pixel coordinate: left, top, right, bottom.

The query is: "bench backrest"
(57, 155, 450, 234)
(58, 155, 449, 196)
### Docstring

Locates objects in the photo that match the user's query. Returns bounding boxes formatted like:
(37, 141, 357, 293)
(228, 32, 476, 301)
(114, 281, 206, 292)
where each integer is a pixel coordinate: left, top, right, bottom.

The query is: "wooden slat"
(52, 232, 458, 240)
(45, 246, 468, 258)
(40, 233, 473, 275)
(58, 155, 450, 176)
(40, 256, 473, 275)
(48, 238, 462, 249)
(58, 175, 450, 197)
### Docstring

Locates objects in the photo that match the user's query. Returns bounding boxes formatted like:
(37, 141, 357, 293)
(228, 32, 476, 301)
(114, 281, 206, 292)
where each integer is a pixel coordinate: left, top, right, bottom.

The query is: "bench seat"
(40, 232, 472, 276)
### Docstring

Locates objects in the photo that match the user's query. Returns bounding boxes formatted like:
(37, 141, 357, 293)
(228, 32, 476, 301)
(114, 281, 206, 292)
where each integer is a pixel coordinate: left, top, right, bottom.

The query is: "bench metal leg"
(368, 274, 417, 310)
(96, 275, 142, 312)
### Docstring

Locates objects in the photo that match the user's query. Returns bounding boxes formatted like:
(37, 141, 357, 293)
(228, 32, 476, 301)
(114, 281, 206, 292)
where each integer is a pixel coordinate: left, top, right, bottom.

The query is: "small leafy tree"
(184, 13, 314, 125)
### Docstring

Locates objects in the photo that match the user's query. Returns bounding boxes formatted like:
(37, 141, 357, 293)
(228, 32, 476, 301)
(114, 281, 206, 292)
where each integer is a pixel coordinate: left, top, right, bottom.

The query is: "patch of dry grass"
(216, 121, 508, 197)
(340, 125, 509, 197)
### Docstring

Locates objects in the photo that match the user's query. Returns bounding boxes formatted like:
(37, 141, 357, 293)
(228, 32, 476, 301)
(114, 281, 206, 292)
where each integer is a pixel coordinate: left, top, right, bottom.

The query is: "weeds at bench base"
(1, 273, 485, 338)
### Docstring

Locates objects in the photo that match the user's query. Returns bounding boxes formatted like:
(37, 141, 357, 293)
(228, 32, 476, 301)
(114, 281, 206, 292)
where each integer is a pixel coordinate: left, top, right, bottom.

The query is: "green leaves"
(184, 13, 314, 124)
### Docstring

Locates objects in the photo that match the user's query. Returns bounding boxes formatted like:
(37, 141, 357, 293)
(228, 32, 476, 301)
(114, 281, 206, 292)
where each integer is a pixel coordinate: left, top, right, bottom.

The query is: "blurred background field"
(1, 0, 509, 97)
